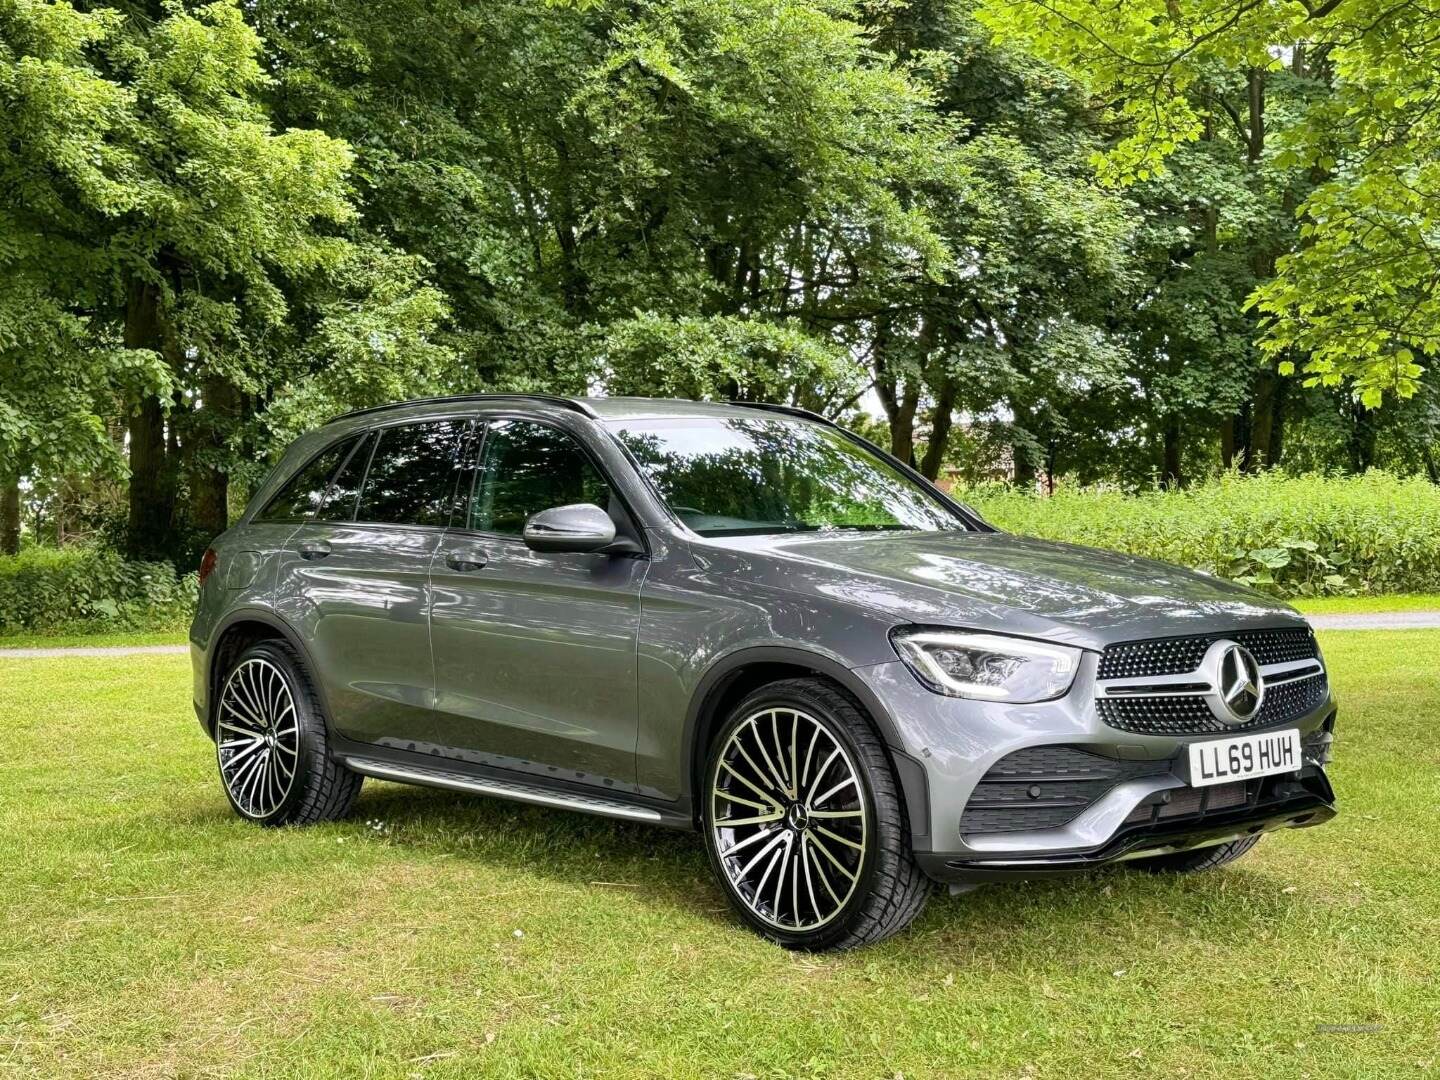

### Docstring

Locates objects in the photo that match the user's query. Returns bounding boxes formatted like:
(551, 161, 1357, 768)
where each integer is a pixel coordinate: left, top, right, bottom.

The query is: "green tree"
(979, 0, 1440, 404)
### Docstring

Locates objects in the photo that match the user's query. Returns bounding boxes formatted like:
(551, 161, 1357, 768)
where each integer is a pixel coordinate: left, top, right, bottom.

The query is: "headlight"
(891, 629, 1081, 702)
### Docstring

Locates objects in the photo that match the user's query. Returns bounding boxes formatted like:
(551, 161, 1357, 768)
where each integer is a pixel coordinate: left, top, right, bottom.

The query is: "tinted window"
(611, 416, 963, 536)
(470, 420, 612, 535)
(355, 420, 465, 527)
(255, 435, 361, 523)
(314, 432, 374, 522)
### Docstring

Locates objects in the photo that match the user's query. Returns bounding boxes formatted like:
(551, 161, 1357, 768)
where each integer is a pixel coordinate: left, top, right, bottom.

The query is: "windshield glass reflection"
(611, 416, 966, 536)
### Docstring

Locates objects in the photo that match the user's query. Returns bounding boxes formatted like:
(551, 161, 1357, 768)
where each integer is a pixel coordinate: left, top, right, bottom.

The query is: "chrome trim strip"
(341, 756, 664, 822)
(1095, 655, 1325, 698)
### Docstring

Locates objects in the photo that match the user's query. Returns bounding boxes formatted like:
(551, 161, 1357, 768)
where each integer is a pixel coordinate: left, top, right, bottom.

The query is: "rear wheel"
(1129, 835, 1261, 873)
(214, 640, 362, 826)
(701, 678, 929, 951)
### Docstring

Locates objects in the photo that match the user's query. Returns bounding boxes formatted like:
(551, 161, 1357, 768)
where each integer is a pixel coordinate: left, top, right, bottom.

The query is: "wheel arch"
(204, 608, 330, 739)
(683, 646, 930, 842)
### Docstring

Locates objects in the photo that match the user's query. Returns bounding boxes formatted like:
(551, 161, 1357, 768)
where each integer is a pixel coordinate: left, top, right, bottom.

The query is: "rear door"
(429, 417, 648, 790)
(279, 417, 469, 746)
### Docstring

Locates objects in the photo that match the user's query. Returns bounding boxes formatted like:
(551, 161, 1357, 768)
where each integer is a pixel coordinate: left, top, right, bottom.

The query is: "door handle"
(297, 540, 331, 560)
(445, 553, 488, 572)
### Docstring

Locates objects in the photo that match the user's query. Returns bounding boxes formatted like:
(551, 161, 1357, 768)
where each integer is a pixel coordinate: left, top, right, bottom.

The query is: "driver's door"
(428, 418, 648, 791)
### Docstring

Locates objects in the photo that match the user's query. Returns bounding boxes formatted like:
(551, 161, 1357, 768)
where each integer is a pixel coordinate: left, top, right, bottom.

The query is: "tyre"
(1129, 834, 1261, 873)
(214, 639, 363, 826)
(701, 677, 930, 950)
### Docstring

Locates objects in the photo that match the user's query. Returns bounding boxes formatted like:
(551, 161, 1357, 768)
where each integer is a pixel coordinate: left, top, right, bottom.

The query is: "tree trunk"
(124, 279, 176, 561)
(918, 376, 957, 481)
(1248, 371, 1277, 472)
(1011, 401, 1036, 489)
(1220, 415, 1237, 469)
(889, 386, 919, 465)
(190, 374, 237, 541)
(1267, 374, 1288, 466)
(1346, 399, 1377, 473)
(0, 475, 19, 555)
(1162, 417, 1185, 489)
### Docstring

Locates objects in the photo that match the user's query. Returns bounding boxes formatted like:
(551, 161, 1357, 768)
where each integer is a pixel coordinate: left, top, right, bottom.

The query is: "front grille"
(1096, 627, 1327, 736)
(961, 746, 1168, 836)
(1098, 627, 1318, 680)
(1098, 671, 1328, 735)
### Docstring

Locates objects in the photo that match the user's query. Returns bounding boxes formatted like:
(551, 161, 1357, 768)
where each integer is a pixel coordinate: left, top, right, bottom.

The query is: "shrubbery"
(0, 547, 197, 635)
(1, 472, 1433, 638)
(960, 471, 1440, 597)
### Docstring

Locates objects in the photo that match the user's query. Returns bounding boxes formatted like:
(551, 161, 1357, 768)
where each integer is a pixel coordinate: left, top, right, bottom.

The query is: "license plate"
(1187, 729, 1302, 787)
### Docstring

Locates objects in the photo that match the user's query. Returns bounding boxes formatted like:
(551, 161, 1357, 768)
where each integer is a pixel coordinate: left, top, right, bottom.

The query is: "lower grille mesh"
(961, 746, 1168, 836)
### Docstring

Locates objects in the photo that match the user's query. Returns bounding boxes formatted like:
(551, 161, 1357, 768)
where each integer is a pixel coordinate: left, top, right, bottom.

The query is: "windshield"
(610, 415, 967, 536)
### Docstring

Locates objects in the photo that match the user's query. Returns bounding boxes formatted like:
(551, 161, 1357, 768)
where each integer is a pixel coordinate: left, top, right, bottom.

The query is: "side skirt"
(331, 739, 693, 829)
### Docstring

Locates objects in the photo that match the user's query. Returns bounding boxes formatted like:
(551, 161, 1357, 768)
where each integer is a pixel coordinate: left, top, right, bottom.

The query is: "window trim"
(447, 412, 649, 555)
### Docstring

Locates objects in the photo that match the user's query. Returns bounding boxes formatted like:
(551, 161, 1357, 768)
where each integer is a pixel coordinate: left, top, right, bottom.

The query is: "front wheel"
(214, 640, 363, 826)
(701, 678, 930, 951)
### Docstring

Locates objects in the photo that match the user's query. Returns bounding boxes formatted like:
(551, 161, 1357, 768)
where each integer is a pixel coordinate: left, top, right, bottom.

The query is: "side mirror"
(522, 503, 617, 554)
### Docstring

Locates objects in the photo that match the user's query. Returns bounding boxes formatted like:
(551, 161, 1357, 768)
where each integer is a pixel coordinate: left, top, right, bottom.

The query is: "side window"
(255, 434, 361, 523)
(470, 420, 613, 536)
(355, 420, 465, 527)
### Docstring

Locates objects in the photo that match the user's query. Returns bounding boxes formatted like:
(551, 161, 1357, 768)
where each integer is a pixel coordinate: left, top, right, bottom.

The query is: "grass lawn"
(0, 629, 189, 650)
(1289, 594, 1440, 615)
(2, 632, 1437, 1078)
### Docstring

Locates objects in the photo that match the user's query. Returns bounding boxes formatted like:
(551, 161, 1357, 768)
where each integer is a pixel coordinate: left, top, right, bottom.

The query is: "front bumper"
(916, 767, 1335, 883)
(849, 653, 1338, 871)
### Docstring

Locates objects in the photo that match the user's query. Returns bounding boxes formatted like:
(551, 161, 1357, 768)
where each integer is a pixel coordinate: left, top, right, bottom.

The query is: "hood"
(701, 529, 1306, 652)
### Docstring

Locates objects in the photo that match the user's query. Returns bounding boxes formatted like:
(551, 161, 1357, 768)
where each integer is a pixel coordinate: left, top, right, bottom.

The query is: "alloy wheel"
(216, 657, 301, 819)
(710, 707, 869, 931)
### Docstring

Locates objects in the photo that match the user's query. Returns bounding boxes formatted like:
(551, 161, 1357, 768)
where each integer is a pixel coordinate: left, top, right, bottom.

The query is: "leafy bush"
(0, 547, 197, 635)
(959, 471, 1440, 597)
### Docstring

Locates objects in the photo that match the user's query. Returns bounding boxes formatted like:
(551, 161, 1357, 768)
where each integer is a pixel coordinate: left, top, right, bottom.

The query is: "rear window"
(255, 435, 362, 523)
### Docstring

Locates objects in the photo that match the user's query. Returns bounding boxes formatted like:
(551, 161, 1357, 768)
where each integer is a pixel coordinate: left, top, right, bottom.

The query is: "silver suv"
(190, 395, 1337, 950)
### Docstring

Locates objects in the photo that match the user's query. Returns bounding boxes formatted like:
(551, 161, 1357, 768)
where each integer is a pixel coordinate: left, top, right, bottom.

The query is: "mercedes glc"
(190, 395, 1337, 950)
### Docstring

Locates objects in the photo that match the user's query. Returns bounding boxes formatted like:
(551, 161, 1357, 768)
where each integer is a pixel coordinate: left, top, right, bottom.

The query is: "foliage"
(978, 0, 1440, 403)
(0, 545, 195, 633)
(3, 0, 1438, 564)
(963, 470, 1440, 596)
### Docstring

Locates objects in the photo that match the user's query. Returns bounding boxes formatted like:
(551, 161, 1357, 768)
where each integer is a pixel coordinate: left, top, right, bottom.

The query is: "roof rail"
(725, 400, 829, 424)
(327, 393, 599, 424)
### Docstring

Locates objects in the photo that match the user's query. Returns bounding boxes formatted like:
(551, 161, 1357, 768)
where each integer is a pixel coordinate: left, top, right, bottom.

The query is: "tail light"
(198, 547, 218, 586)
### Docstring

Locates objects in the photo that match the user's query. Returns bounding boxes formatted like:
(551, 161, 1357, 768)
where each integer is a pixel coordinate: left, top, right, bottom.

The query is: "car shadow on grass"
(256, 780, 1309, 959)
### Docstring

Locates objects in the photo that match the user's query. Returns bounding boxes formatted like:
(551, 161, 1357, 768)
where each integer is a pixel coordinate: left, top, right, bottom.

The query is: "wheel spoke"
(736, 830, 790, 879)
(719, 760, 781, 808)
(719, 825, 781, 859)
(809, 773, 856, 809)
(809, 830, 858, 882)
(768, 712, 793, 797)
(717, 811, 783, 827)
(221, 694, 265, 732)
(809, 808, 863, 820)
(813, 824, 863, 852)
(714, 788, 772, 813)
(748, 719, 790, 797)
